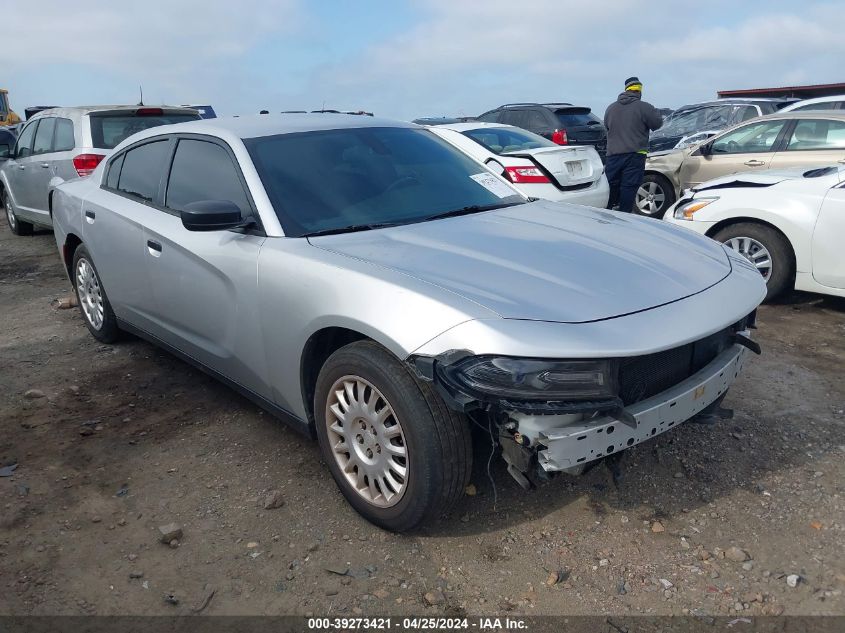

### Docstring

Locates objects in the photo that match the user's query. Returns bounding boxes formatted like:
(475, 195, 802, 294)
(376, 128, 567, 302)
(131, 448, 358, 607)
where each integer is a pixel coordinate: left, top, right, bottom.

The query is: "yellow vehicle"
(0, 89, 21, 126)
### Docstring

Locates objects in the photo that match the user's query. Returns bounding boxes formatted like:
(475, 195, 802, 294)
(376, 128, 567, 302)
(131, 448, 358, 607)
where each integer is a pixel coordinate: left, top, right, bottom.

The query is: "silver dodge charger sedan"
(50, 114, 766, 531)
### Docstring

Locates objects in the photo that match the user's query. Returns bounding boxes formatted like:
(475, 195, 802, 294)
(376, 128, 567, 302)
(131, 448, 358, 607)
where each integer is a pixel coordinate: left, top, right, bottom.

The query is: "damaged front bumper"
(536, 342, 747, 472)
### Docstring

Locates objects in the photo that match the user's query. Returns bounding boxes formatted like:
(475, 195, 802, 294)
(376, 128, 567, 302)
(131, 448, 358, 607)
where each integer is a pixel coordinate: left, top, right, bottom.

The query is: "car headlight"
(439, 356, 617, 401)
(673, 196, 719, 220)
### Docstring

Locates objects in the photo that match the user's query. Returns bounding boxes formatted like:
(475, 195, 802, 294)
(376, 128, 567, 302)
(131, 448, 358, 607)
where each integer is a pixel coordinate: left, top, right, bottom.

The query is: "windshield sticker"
(470, 173, 517, 199)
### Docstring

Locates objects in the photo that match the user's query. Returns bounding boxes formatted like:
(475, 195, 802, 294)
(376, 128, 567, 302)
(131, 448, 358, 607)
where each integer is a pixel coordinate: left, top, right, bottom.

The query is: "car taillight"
(552, 129, 568, 145)
(504, 165, 550, 184)
(73, 154, 106, 177)
(135, 107, 164, 116)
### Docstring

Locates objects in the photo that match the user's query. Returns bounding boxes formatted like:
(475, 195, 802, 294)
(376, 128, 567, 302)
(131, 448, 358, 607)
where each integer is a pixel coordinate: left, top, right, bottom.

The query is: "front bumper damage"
(535, 342, 746, 472)
(410, 318, 757, 487)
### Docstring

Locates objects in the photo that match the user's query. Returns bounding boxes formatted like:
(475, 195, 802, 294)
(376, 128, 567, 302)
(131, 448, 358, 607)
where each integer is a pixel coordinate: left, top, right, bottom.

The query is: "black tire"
(635, 173, 676, 217)
(3, 189, 34, 236)
(314, 340, 472, 532)
(71, 245, 121, 343)
(713, 222, 794, 302)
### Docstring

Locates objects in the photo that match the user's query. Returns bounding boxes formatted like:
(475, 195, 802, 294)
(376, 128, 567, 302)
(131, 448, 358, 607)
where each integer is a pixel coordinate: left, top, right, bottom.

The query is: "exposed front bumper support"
(538, 343, 748, 472)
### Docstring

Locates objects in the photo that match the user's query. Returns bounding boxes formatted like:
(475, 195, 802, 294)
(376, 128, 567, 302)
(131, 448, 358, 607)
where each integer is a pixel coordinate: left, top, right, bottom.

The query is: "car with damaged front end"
(49, 114, 766, 532)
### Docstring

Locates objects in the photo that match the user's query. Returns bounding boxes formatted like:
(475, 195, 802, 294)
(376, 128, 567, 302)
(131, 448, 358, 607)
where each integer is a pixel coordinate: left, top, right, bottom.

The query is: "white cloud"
(4, 0, 302, 76)
(308, 0, 845, 119)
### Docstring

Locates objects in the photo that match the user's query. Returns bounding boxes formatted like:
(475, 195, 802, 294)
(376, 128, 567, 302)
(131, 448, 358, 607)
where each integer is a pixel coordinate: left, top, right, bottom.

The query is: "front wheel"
(314, 341, 472, 532)
(635, 173, 676, 217)
(72, 245, 121, 343)
(713, 222, 794, 302)
(3, 189, 34, 236)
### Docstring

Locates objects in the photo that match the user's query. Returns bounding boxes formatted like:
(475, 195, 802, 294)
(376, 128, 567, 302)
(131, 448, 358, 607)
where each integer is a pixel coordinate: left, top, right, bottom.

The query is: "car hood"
(308, 201, 731, 323)
(692, 166, 845, 191)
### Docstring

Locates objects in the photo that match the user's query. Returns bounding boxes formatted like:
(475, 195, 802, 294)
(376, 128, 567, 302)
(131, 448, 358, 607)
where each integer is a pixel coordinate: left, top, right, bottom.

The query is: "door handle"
(84, 210, 95, 223)
(17, 165, 25, 170)
(40, 162, 50, 169)
(146, 240, 162, 257)
(744, 160, 765, 167)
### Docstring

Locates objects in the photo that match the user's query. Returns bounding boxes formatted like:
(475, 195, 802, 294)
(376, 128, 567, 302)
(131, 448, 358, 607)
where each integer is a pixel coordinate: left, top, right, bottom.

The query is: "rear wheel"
(314, 341, 472, 532)
(72, 245, 121, 343)
(713, 222, 794, 301)
(3, 189, 34, 236)
(635, 173, 675, 217)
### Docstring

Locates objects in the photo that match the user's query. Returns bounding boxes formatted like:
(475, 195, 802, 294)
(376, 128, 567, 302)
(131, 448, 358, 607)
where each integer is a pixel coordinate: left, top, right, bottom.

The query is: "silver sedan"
(51, 115, 766, 531)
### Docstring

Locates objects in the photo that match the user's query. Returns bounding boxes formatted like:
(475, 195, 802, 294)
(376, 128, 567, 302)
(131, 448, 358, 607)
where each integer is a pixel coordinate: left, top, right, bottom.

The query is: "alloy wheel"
(76, 258, 105, 330)
(636, 181, 666, 215)
(325, 375, 408, 508)
(3, 192, 15, 231)
(724, 236, 773, 281)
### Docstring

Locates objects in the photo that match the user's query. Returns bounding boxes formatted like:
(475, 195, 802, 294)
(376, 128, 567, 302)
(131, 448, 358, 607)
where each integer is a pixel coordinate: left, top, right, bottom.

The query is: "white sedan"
(428, 122, 609, 208)
(665, 164, 845, 301)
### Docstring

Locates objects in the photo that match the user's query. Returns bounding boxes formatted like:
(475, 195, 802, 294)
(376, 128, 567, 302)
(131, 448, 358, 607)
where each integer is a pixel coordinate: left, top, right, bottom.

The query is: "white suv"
(1, 105, 199, 235)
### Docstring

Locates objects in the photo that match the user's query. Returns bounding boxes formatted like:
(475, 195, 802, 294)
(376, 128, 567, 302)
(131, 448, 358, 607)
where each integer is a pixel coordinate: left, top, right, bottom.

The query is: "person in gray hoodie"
(604, 77, 663, 213)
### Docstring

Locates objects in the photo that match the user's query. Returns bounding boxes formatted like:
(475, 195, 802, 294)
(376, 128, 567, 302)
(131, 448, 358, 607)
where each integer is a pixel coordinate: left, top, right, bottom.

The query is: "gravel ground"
(1, 222, 844, 617)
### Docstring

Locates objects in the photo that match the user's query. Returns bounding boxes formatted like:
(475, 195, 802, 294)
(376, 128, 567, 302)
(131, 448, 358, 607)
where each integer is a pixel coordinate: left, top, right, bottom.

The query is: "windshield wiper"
(421, 201, 523, 222)
(302, 222, 404, 238)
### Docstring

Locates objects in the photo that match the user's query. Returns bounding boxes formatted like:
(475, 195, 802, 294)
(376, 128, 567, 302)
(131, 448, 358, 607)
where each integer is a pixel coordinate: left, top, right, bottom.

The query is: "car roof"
(29, 105, 199, 119)
(759, 111, 845, 121)
(114, 113, 417, 147)
(784, 95, 845, 105)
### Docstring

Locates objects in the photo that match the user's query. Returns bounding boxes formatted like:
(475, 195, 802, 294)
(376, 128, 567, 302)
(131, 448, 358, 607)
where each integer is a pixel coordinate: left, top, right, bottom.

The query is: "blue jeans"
(605, 152, 646, 213)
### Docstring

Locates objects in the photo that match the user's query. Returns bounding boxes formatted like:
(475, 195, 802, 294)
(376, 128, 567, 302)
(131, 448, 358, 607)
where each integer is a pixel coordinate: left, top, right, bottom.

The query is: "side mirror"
(0, 143, 10, 159)
(698, 142, 713, 157)
(180, 200, 247, 232)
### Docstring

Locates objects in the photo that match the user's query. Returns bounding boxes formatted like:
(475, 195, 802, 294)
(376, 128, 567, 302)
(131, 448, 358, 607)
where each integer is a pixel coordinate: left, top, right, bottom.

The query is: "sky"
(5, 0, 845, 121)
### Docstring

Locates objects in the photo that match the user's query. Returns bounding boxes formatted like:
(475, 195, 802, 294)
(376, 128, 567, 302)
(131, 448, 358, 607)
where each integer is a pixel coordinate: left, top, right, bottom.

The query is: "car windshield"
(246, 126, 525, 237)
(462, 126, 556, 154)
(89, 113, 200, 149)
(657, 106, 733, 137)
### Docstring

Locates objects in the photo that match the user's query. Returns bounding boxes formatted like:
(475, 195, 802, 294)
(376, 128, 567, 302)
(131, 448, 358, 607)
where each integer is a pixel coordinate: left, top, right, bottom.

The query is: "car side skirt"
(116, 318, 314, 438)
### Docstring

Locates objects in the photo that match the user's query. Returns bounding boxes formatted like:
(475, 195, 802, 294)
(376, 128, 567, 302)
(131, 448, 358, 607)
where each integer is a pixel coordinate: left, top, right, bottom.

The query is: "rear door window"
(105, 153, 125, 190)
(785, 119, 845, 150)
(116, 140, 170, 203)
(14, 120, 38, 158)
(165, 139, 251, 214)
(32, 118, 56, 155)
(89, 112, 199, 149)
(54, 118, 75, 151)
(476, 110, 501, 123)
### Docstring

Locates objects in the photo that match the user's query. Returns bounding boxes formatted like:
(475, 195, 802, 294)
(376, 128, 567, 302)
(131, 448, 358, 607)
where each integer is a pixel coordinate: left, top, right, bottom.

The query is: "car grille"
(617, 326, 738, 406)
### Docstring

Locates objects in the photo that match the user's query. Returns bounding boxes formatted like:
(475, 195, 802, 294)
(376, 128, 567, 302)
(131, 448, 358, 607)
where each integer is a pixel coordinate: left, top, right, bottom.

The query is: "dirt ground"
(1, 222, 844, 618)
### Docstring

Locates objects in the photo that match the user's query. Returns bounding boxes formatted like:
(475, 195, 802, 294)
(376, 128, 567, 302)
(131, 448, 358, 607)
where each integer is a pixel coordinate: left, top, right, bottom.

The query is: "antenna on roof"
(138, 85, 144, 106)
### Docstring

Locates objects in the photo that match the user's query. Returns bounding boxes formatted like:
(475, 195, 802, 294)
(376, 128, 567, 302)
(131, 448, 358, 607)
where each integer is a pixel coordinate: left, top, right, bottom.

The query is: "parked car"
(1, 105, 201, 235)
(428, 122, 608, 207)
(648, 98, 795, 153)
(665, 164, 845, 301)
(50, 114, 765, 530)
(0, 128, 15, 157)
(638, 111, 845, 217)
(477, 103, 607, 159)
(780, 95, 845, 113)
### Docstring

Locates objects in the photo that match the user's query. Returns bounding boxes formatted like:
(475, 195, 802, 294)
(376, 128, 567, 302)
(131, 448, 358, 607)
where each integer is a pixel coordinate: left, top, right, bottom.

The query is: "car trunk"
(506, 146, 602, 187)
